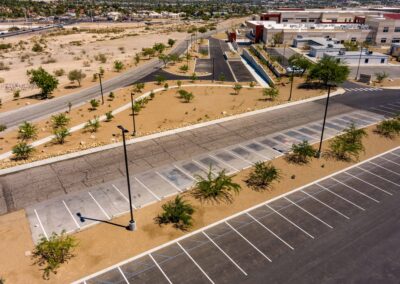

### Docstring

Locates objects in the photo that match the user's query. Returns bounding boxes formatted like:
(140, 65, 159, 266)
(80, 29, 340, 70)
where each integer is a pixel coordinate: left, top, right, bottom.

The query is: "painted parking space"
(74, 147, 400, 284)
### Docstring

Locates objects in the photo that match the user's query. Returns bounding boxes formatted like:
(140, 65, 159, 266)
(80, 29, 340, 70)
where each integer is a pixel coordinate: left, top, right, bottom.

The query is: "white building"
(324, 50, 389, 65)
(293, 36, 345, 58)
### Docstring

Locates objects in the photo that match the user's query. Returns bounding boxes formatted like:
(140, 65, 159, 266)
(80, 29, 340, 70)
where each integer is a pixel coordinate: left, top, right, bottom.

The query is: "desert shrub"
(149, 90, 155, 99)
(249, 81, 256, 88)
(164, 82, 169, 90)
(218, 73, 225, 81)
(0, 43, 11, 50)
(53, 69, 65, 77)
(168, 38, 176, 47)
(32, 231, 77, 279)
(12, 142, 35, 160)
(94, 53, 107, 63)
(233, 83, 242, 95)
(190, 73, 197, 82)
(263, 87, 279, 100)
(18, 121, 38, 141)
(0, 62, 10, 71)
(113, 60, 124, 72)
(155, 75, 166, 85)
(178, 89, 194, 103)
(68, 70, 86, 86)
(192, 168, 241, 203)
(0, 124, 6, 132)
(51, 113, 70, 129)
(246, 162, 281, 190)
(133, 82, 145, 93)
(329, 123, 367, 161)
(287, 140, 317, 164)
(105, 111, 114, 122)
(84, 117, 100, 133)
(180, 64, 189, 72)
(53, 128, 70, 144)
(375, 117, 400, 138)
(375, 71, 388, 83)
(177, 80, 182, 88)
(155, 195, 194, 230)
(89, 99, 99, 110)
(32, 43, 43, 52)
(13, 89, 20, 99)
(108, 92, 115, 100)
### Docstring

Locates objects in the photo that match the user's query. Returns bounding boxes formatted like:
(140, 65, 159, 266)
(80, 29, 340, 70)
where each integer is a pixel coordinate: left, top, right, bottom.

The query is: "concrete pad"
(284, 130, 314, 143)
(270, 134, 298, 149)
(295, 127, 320, 139)
(157, 166, 193, 191)
(120, 255, 169, 284)
(195, 154, 235, 174)
(112, 178, 156, 208)
(212, 149, 251, 170)
(225, 145, 264, 164)
(255, 136, 289, 153)
(308, 123, 337, 137)
(241, 141, 281, 160)
(136, 170, 179, 198)
(86, 268, 126, 284)
(175, 161, 208, 179)
(25, 208, 50, 243)
(89, 183, 130, 218)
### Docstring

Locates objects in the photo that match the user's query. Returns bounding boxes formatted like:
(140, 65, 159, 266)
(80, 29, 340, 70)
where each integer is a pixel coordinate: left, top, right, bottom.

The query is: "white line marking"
(149, 254, 173, 284)
(117, 266, 129, 284)
(226, 148, 256, 165)
(379, 156, 400, 167)
(112, 184, 137, 209)
(265, 204, 314, 239)
(88, 192, 111, 220)
(389, 152, 400, 158)
(62, 200, 80, 229)
(177, 242, 215, 284)
(246, 212, 294, 250)
(34, 209, 49, 240)
(155, 171, 183, 193)
(380, 105, 400, 113)
(284, 197, 333, 229)
(174, 164, 197, 181)
(330, 177, 380, 203)
(240, 144, 270, 160)
(371, 107, 396, 116)
(301, 191, 350, 220)
(135, 177, 162, 201)
(202, 231, 248, 276)
(355, 167, 400, 188)
(208, 154, 238, 173)
(225, 221, 272, 262)
(316, 183, 365, 211)
(343, 171, 395, 194)
(368, 161, 400, 177)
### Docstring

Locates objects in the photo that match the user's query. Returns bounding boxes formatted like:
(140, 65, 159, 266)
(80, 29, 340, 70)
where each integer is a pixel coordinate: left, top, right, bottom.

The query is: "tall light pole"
(212, 58, 215, 82)
(316, 84, 332, 158)
(288, 68, 294, 101)
(97, 73, 104, 105)
(130, 92, 137, 136)
(355, 43, 365, 81)
(117, 125, 136, 231)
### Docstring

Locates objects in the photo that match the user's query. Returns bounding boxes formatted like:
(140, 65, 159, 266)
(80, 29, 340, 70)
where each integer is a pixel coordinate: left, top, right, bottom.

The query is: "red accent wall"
(228, 32, 237, 42)
(255, 25, 263, 43)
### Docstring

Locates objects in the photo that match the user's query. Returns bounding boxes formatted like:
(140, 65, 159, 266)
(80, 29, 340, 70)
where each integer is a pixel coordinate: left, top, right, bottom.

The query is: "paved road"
(74, 148, 400, 283)
(0, 88, 398, 215)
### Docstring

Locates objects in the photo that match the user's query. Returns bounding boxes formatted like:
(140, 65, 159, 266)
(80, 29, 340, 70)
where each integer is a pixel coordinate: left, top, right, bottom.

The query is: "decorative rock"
(25, 250, 32, 257)
(80, 140, 86, 145)
(221, 111, 227, 115)
(90, 134, 96, 139)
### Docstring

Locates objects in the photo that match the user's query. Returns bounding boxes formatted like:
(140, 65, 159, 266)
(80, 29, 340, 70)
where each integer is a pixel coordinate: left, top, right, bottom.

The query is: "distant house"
(292, 36, 345, 58)
(323, 49, 389, 65)
(390, 43, 400, 57)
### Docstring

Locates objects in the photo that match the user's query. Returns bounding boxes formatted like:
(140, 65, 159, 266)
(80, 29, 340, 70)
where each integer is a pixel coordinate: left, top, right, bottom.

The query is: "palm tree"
(193, 167, 241, 203)
(18, 121, 38, 141)
(51, 113, 70, 130)
(155, 195, 194, 230)
(53, 128, 70, 144)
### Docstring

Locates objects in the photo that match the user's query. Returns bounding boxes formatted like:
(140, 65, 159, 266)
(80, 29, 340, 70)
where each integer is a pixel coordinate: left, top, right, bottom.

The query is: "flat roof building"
(323, 49, 389, 65)
(292, 36, 345, 58)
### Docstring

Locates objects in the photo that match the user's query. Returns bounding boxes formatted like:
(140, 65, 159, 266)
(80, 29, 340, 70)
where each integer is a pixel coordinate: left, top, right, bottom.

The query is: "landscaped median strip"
(0, 86, 345, 175)
(72, 145, 400, 283)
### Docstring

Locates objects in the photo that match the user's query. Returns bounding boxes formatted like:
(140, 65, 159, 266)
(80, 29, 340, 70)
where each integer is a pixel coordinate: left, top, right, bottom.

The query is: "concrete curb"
(0, 87, 345, 175)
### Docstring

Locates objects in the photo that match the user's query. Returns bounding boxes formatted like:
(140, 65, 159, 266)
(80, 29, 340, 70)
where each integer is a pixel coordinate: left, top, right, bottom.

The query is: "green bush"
(149, 90, 155, 99)
(263, 87, 279, 100)
(84, 117, 100, 133)
(155, 75, 166, 85)
(178, 89, 194, 103)
(329, 123, 367, 161)
(51, 113, 70, 129)
(32, 42, 43, 52)
(246, 162, 281, 190)
(89, 99, 100, 110)
(12, 142, 35, 160)
(155, 195, 194, 230)
(287, 140, 317, 164)
(113, 60, 124, 72)
(108, 92, 115, 100)
(0, 124, 6, 132)
(375, 117, 400, 138)
(32, 231, 77, 280)
(233, 83, 242, 95)
(105, 111, 114, 122)
(53, 127, 70, 144)
(18, 121, 38, 141)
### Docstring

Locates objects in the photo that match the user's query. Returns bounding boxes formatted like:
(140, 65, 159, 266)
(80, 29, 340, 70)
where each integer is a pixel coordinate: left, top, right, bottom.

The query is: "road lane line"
(202, 231, 248, 276)
(135, 177, 162, 201)
(88, 192, 111, 220)
(177, 242, 215, 284)
(367, 161, 400, 177)
(284, 197, 333, 229)
(301, 191, 350, 220)
(355, 167, 400, 187)
(149, 254, 173, 284)
(155, 171, 183, 193)
(117, 266, 129, 284)
(330, 177, 380, 203)
(344, 172, 396, 194)
(246, 212, 294, 250)
(265, 204, 314, 239)
(34, 209, 48, 240)
(62, 200, 81, 229)
(316, 183, 365, 211)
(225, 221, 272, 262)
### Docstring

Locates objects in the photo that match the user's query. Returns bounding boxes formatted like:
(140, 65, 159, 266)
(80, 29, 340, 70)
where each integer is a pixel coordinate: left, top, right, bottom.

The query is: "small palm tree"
(105, 111, 114, 122)
(12, 142, 35, 160)
(84, 117, 100, 133)
(53, 127, 70, 144)
(193, 168, 241, 203)
(178, 89, 194, 103)
(288, 140, 317, 164)
(263, 87, 279, 101)
(246, 162, 281, 190)
(155, 195, 194, 230)
(18, 121, 38, 141)
(51, 113, 70, 130)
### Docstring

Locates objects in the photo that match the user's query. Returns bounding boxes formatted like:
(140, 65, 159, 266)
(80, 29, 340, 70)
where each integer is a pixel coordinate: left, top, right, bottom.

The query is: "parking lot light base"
(127, 220, 136, 231)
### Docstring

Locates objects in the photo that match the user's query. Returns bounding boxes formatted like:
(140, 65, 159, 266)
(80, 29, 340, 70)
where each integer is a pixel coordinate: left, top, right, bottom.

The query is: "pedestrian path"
(343, 87, 383, 92)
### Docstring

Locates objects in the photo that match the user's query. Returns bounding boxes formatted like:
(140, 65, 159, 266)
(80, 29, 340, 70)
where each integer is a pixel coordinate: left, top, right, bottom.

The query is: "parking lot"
(25, 99, 400, 243)
(75, 146, 400, 284)
(228, 60, 255, 82)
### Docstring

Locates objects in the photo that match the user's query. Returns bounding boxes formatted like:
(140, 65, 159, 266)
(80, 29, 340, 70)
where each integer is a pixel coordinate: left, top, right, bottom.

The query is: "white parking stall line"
(368, 161, 400, 177)
(225, 221, 272, 262)
(149, 253, 173, 284)
(174, 165, 197, 181)
(301, 191, 350, 220)
(88, 192, 111, 220)
(344, 171, 395, 195)
(389, 152, 400, 158)
(371, 107, 396, 116)
(240, 144, 270, 160)
(225, 149, 255, 166)
(117, 266, 129, 284)
(202, 231, 248, 276)
(155, 171, 183, 193)
(316, 183, 365, 211)
(112, 184, 136, 209)
(284, 197, 333, 229)
(135, 177, 162, 201)
(208, 154, 240, 172)
(330, 177, 380, 203)
(176, 242, 215, 284)
(246, 212, 295, 250)
(34, 209, 49, 240)
(379, 156, 400, 167)
(380, 105, 400, 112)
(355, 167, 400, 188)
(265, 204, 314, 239)
(62, 200, 81, 229)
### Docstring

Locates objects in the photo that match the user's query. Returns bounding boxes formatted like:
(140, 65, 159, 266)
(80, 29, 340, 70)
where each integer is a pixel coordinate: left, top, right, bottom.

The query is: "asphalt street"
(75, 148, 400, 283)
(0, 88, 398, 214)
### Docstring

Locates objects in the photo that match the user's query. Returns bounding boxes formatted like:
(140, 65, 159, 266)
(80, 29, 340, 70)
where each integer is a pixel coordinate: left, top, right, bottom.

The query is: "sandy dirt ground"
(0, 78, 327, 168)
(0, 124, 398, 283)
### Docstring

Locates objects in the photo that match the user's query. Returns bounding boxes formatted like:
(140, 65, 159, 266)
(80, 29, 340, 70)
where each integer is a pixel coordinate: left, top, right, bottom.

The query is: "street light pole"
(212, 58, 215, 82)
(130, 92, 136, 136)
(117, 125, 136, 231)
(355, 44, 364, 81)
(97, 73, 104, 105)
(316, 84, 332, 158)
(288, 68, 294, 101)
(186, 40, 189, 65)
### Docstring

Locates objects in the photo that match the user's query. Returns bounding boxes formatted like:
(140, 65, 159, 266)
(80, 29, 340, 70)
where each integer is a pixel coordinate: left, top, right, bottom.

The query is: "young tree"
(329, 123, 367, 161)
(142, 47, 155, 59)
(272, 32, 283, 45)
(27, 67, 59, 98)
(18, 121, 38, 141)
(53, 127, 70, 144)
(375, 71, 388, 83)
(287, 140, 317, 164)
(178, 89, 194, 103)
(155, 75, 166, 85)
(51, 113, 70, 129)
(288, 54, 312, 76)
(67, 69, 86, 86)
(12, 142, 35, 160)
(193, 168, 241, 203)
(155, 195, 194, 230)
(168, 38, 176, 47)
(159, 54, 170, 67)
(233, 83, 242, 95)
(32, 231, 77, 279)
(89, 99, 99, 110)
(84, 117, 100, 133)
(246, 162, 281, 190)
(307, 56, 350, 87)
(133, 82, 145, 93)
(375, 117, 400, 138)
(113, 60, 124, 72)
(153, 43, 166, 54)
(262, 87, 279, 101)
